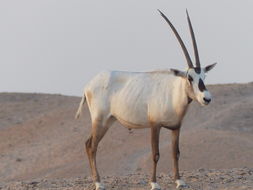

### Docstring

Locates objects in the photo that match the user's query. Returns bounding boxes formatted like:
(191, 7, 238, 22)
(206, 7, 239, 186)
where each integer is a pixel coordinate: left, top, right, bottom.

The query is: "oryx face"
(158, 10, 217, 106)
(186, 65, 215, 106)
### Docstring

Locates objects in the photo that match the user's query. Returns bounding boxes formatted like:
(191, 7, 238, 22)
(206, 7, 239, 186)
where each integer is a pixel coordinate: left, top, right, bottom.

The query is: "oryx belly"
(111, 90, 182, 128)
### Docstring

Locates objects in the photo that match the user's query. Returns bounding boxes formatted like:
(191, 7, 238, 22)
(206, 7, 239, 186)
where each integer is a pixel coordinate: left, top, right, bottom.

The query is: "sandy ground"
(0, 82, 253, 189)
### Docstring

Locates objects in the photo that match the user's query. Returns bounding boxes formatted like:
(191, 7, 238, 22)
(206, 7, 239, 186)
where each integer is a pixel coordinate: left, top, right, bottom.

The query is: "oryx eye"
(188, 75, 193, 82)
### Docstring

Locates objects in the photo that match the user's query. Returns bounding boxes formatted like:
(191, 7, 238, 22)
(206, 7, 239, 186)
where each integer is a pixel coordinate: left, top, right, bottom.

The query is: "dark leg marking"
(151, 126, 161, 183)
(171, 128, 181, 181)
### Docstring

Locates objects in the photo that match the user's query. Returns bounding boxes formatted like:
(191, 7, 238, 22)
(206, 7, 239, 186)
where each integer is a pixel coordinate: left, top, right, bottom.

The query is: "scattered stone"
(1, 168, 252, 190)
(16, 158, 22, 162)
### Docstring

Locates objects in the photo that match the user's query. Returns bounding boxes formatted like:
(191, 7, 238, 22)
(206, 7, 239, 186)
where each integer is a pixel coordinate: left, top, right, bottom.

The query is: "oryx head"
(158, 10, 217, 106)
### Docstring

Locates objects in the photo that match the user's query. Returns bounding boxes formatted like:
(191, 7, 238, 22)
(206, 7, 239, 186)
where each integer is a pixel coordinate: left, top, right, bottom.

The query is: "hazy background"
(0, 0, 252, 96)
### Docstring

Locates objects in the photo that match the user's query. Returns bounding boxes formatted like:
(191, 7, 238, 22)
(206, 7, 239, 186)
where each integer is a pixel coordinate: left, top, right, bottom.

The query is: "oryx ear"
(170, 69, 187, 78)
(204, 63, 217, 73)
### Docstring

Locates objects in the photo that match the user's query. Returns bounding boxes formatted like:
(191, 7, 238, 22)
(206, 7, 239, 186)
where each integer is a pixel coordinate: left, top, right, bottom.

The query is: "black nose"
(203, 97, 211, 103)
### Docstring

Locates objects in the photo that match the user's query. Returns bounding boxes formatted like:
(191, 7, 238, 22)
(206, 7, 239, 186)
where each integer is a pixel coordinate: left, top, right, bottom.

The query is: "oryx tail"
(75, 93, 86, 119)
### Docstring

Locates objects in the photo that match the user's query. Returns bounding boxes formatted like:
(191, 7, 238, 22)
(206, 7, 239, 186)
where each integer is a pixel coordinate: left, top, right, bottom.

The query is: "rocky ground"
(1, 168, 252, 190)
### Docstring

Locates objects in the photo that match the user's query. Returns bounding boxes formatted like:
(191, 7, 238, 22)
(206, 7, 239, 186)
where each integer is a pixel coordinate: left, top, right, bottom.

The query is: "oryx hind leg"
(86, 116, 115, 190)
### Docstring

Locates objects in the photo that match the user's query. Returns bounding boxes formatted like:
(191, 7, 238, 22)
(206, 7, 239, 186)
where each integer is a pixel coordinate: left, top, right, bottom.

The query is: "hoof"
(175, 180, 187, 188)
(150, 182, 161, 190)
(95, 182, 105, 190)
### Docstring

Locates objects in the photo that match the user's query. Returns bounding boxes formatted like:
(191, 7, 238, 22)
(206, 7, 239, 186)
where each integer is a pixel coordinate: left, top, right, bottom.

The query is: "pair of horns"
(158, 9, 200, 68)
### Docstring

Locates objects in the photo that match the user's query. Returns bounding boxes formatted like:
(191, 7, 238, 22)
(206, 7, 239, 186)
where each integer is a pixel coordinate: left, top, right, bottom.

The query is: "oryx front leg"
(150, 127, 161, 190)
(171, 128, 186, 188)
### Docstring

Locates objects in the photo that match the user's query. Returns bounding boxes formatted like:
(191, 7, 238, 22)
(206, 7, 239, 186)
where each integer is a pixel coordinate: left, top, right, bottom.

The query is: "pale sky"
(0, 0, 252, 96)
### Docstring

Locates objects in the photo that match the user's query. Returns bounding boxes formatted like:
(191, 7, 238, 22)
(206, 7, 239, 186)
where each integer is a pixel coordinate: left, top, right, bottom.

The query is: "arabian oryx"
(76, 10, 217, 190)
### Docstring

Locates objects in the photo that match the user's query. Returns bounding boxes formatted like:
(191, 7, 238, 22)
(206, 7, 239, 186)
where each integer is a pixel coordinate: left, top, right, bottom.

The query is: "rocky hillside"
(0, 82, 253, 189)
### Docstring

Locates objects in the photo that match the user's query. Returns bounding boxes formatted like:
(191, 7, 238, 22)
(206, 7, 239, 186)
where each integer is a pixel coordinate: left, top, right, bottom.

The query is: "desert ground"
(0, 83, 253, 189)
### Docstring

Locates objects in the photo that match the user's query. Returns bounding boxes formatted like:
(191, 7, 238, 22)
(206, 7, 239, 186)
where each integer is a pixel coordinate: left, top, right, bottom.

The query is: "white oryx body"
(76, 10, 217, 190)
(77, 70, 190, 129)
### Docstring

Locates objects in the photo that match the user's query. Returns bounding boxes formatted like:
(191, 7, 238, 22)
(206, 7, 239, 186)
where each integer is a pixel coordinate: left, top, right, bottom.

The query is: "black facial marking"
(188, 97, 193, 104)
(198, 79, 207, 92)
(194, 67, 201, 74)
(173, 70, 179, 75)
(188, 75, 193, 83)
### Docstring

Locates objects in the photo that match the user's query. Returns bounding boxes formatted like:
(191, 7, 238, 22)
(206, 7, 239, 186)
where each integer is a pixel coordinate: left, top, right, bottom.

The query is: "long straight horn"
(158, 9, 194, 68)
(186, 10, 200, 68)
